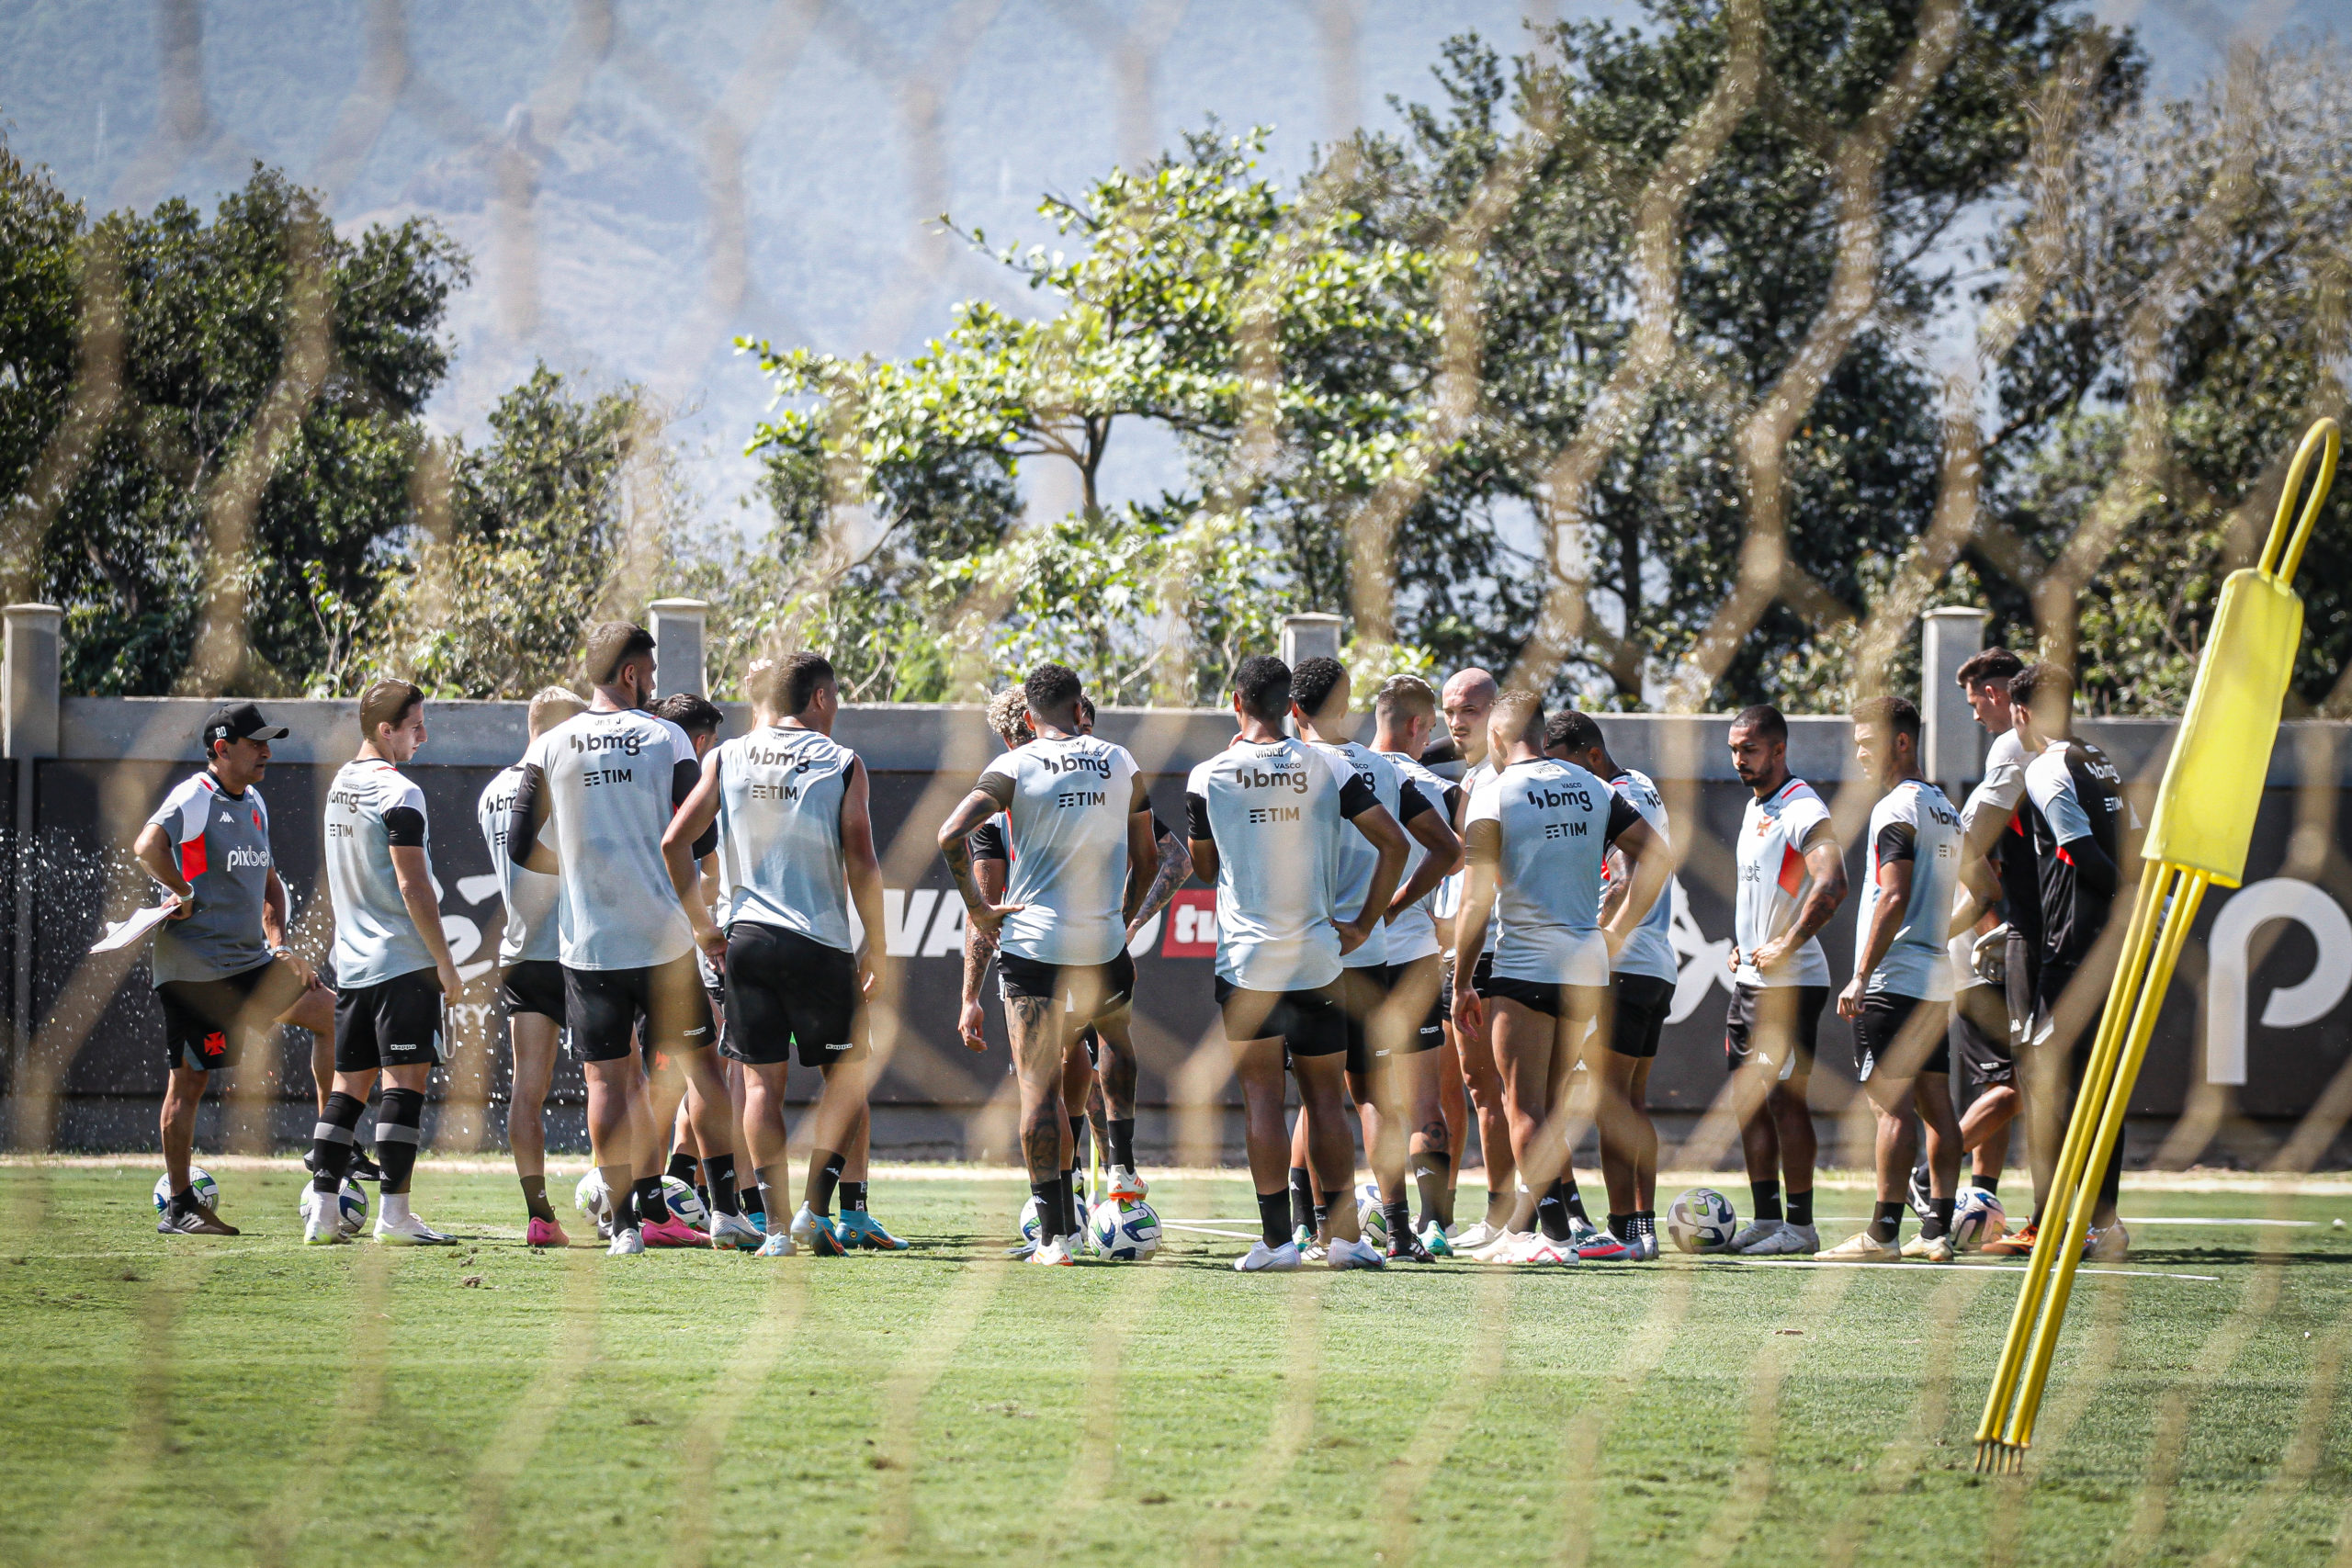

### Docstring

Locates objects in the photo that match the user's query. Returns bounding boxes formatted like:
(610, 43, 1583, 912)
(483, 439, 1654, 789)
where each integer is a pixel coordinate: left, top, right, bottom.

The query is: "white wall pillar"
(4, 604, 59, 1089)
(647, 599, 709, 699)
(1278, 613, 1343, 671)
(1922, 605, 1988, 794)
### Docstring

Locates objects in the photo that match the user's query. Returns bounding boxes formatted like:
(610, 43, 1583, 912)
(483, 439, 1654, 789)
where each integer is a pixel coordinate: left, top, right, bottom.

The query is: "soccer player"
(1948, 649, 2030, 1214)
(507, 621, 727, 1257)
(303, 680, 466, 1246)
(665, 652, 891, 1258)
(133, 702, 338, 1235)
(1819, 696, 1970, 1262)
(1371, 673, 1469, 1254)
(1287, 658, 1460, 1263)
(2000, 663, 2138, 1259)
(1188, 654, 1408, 1272)
(938, 663, 1160, 1266)
(1545, 709, 1673, 1259)
(1721, 705, 1848, 1258)
(1451, 690, 1667, 1264)
(1437, 666, 1517, 1247)
(479, 684, 586, 1247)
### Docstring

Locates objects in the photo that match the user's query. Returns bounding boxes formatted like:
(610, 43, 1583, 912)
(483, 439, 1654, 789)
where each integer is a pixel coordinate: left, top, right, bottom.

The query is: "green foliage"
(0, 144, 84, 550)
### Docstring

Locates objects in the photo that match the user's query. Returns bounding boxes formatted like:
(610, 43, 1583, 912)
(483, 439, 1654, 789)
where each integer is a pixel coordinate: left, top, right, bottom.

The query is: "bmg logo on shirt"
(571, 729, 644, 757)
(1039, 750, 1113, 778)
(1233, 765, 1309, 794)
(1524, 785, 1593, 810)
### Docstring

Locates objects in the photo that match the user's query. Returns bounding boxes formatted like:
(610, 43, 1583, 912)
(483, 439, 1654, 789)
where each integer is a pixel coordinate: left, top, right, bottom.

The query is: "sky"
(0, 0, 2340, 533)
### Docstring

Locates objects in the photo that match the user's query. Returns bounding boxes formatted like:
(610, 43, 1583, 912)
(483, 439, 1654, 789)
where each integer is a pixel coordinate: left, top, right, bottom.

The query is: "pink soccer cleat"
(526, 1216, 571, 1248)
(639, 1215, 704, 1248)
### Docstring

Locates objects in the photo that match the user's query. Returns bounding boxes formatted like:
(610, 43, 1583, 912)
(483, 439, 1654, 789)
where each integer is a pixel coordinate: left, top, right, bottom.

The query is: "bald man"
(1436, 668, 1518, 1247)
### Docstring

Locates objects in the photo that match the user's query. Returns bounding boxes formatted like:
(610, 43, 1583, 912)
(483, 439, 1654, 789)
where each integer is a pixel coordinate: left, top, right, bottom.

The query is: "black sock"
(1318, 1190, 1345, 1242)
(840, 1179, 868, 1213)
(1787, 1189, 1814, 1228)
(635, 1175, 670, 1223)
(1535, 1186, 1570, 1242)
(1289, 1167, 1314, 1234)
(1383, 1198, 1411, 1247)
(666, 1149, 699, 1185)
(1974, 1173, 1998, 1195)
(613, 1181, 639, 1232)
(704, 1154, 740, 1216)
(808, 1149, 846, 1216)
(308, 1090, 367, 1194)
(1109, 1118, 1136, 1170)
(1869, 1201, 1904, 1244)
(1559, 1177, 1590, 1225)
(1031, 1179, 1062, 1243)
(1609, 1213, 1633, 1242)
(1062, 1175, 1084, 1240)
(1636, 1211, 1656, 1240)
(1925, 1196, 1954, 1240)
(1750, 1179, 1783, 1224)
(1411, 1151, 1452, 1233)
(375, 1088, 424, 1195)
(520, 1175, 555, 1224)
(1258, 1190, 1292, 1250)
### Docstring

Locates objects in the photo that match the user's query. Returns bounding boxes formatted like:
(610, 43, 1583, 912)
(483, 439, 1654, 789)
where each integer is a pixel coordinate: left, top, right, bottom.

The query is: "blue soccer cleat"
(838, 1209, 910, 1251)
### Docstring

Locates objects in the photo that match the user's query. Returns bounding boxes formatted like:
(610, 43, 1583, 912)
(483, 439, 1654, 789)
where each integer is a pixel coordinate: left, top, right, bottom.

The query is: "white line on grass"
(1160, 1221, 1265, 1239)
(1813, 1214, 2315, 1228)
(1731, 1258, 2221, 1282)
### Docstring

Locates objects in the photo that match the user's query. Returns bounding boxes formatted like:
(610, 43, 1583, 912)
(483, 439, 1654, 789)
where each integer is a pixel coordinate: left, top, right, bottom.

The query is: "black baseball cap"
(201, 702, 290, 750)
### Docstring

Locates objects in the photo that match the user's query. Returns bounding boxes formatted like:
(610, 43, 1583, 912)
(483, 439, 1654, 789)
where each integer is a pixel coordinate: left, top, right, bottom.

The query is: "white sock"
(381, 1190, 412, 1225)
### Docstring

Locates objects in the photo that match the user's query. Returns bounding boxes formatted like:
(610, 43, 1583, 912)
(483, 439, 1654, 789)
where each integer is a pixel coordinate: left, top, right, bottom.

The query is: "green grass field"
(6, 1163, 2352, 1568)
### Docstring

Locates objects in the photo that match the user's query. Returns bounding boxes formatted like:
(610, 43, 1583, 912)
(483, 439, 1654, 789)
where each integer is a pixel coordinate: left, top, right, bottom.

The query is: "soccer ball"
(152, 1167, 219, 1215)
(660, 1175, 709, 1232)
(1018, 1193, 1044, 1245)
(574, 1169, 610, 1223)
(1667, 1187, 1739, 1253)
(1355, 1180, 1387, 1247)
(1089, 1198, 1161, 1261)
(1953, 1188, 2007, 1252)
(299, 1179, 368, 1236)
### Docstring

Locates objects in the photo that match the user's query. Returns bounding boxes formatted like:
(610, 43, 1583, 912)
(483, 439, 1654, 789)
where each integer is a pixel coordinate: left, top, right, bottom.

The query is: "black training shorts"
(334, 967, 448, 1073)
(1951, 982, 2013, 1091)
(498, 958, 566, 1022)
(1336, 962, 1390, 1076)
(1473, 953, 1603, 1024)
(1724, 983, 1828, 1077)
(1606, 971, 1675, 1060)
(1216, 977, 1347, 1057)
(156, 956, 310, 1073)
(997, 947, 1136, 1027)
(564, 952, 717, 1065)
(1852, 991, 1951, 1082)
(721, 921, 866, 1069)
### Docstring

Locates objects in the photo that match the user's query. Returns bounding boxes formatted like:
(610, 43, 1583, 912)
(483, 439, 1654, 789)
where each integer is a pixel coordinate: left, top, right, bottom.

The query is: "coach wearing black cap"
(130, 702, 341, 1235)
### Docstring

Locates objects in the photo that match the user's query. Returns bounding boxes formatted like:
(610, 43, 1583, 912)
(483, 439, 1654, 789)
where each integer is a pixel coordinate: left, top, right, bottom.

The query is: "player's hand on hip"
(958, 998, 989, 1053)
(695, 922, 728, 964)
(966, 900, 1024, 939)
(164, 890, 195, 920)
(1837, 976, 1865, 1020)
(1333, 918, 1371, 956)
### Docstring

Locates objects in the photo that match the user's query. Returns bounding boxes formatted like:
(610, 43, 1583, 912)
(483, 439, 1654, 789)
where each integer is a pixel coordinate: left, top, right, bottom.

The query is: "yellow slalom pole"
(1973, 417, 2339, 1475)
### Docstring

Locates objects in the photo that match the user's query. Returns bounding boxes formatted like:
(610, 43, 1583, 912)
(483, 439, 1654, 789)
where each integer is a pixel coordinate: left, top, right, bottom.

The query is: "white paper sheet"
(90, 901, 175, 954)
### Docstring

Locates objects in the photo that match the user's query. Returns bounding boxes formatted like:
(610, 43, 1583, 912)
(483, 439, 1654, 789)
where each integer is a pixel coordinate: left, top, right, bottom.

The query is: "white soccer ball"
(1953, 1188, 2007, 1252)
(1089, 1198, 1161, 1260)
(574, 1169, 610, 1223)
(153, 1167, 219, 1215)
(1667, 1187, 1739, 1253)
(1355, 1180, 1387, 1247)
(1018, 1193, 1044, 1245)
(660, 1174, 709, 1232)
(300, 1179, 368, 1236)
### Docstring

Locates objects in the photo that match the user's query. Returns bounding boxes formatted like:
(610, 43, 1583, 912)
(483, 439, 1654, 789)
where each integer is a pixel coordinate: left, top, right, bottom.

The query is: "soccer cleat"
(754, 1230, 798, 1258)
(157, 1198, 239, 1236)
(838, 1211, 911, 1251)
(526, 1216, 571, 1248)
(1108, 1165, 1149, 1201)
(709, 1211, 764, 1252)
(301, 1190, 346, 1247)
(1419, 1222, 1453, 1258)
(1300, 1241, 1328, 1264)
(375, 1212, 456, 1247)
(1572, 1229, 1634, 1262)
(1902, 1231, 1956, 1263)
(1234, 1240, 1302, 1272)
(1453, 1219, 1505, 1252)
(1740, 1221, 1819, 1257)
(1470, 1229, 1534, 1263)
(347, 1146, 383, 1181)
(1980, 1221, 2038, 1258)
(803, 1213, 849, 1257)
(1031, 1238, 1076, 1266)
(1003, 1240, 1038, 1259)
(1386, 1227, 1436, 1264)
(608, 1226, 646, 1257)
(1725, 1218, 1781, 1253)
(639, 1215, 703, 1248)
(1636, 1228, 1662, 1261)
(1327, 1235, 1386, 1270)
(742, 1208, 767, 1236)
(1816, 1230, 1904, 1262)
(2086, 1222, 2131, 1261)
(1293, 1223, 1317, 1252)
(1908, 1160, 1935, 1226)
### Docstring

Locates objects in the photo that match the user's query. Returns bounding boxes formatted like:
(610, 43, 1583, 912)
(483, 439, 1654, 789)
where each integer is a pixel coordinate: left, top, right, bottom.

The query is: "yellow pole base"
(1974, 1438, 2027, 1476)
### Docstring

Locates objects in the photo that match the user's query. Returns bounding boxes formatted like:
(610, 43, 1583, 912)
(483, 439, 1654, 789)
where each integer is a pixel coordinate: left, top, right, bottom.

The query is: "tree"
(0, 159, 466, 695)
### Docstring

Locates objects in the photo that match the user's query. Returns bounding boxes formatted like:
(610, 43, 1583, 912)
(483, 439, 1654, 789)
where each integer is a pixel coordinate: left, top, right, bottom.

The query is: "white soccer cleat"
(1030, 1237, 1075, 1267)
(1469, 1228, 1533, 1263)
(300, 1189, 347, 1247)
(1740, 1221, 1818, 1257)
(1514, 1234, 1577, 1264)
(789, 1203, 819, 1247)
(1901, 1231, 1956, 1263)
(1326, 1235, 1385, 1270)
(1635, 1229, 1661, 1261)
(1453, 1219, 1506, 1252)
(1816, 1229, 1904, 1262)
(708, 1211, 763, 1252)
(374, 1211, 455, 1247)
(1235, 1240, 1302, 1272)
(1108, 1165, 1148, 1201)
(1725, 1218, 1781, 1253)
(608, 1226, 645, 1257)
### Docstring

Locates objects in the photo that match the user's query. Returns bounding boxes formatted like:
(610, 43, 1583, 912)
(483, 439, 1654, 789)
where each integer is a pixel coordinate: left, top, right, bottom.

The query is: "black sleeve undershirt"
(1337, 772, 1378, 819)
(970, 816, 1007, 863)
(1874, 820, 1917, 863)
(382, 805, 426, 848)
(1184, 792, 1212, 842)
(1601, 793, 1642, 846)
(507, 762, 548, 864)
(672, 757, 717, 859)
(1396, 779, 1432, 825)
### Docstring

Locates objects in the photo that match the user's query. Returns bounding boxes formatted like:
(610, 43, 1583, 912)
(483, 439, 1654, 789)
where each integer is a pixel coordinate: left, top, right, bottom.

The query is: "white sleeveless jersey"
(480, 763, 559, 966)
(520, 708, 698, 971)
(1310, 740, 1408, 970)
(978, 734, 1141, 966)
(1733, 777, 1835, 987)
(1377, 749, 1459, 964)
(1464, 758, 1639, 987)
(715, 725, 857, 952)
(324, 757, 438, 988)
(1184, 738, 1375, 990)
(1858, 777, 1962, 999)
(1604, 768, 1676, 983)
